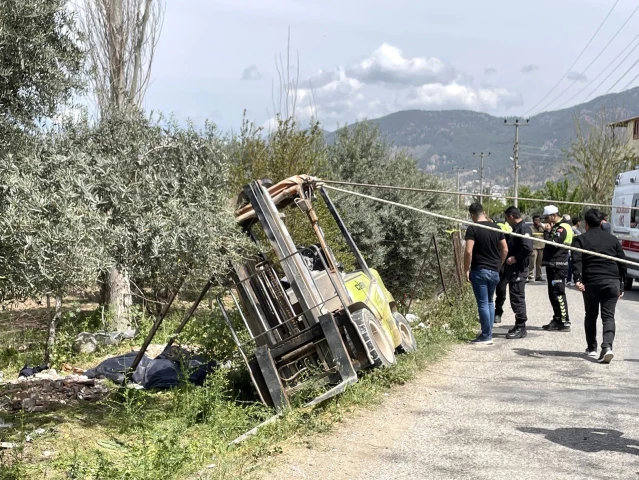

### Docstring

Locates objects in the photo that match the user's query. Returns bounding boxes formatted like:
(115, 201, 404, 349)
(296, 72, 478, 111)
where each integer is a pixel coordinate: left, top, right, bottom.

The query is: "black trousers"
(495, 267, 528, 325)
(546, 266, 569, 323)
(583, 281, 619, 350)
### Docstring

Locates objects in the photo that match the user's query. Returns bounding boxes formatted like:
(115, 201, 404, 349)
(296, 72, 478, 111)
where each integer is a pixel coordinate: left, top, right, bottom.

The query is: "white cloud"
(398, 83, 522, 111)
(265, 43, 521, 127)
(298, 68, 365, 118)
(348, 43, 458, 86)
(484, 67, 498, 76)
(241, 65, 262, 81)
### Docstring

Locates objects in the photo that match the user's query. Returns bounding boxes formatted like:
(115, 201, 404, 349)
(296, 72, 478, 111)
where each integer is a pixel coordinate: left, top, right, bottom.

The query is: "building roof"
(609, 115, 639, 127)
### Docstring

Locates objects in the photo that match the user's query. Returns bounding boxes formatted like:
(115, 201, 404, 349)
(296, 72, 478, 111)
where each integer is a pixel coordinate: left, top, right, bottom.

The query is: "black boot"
(506, 325, 527, 339)
(543, 320, 570, 331)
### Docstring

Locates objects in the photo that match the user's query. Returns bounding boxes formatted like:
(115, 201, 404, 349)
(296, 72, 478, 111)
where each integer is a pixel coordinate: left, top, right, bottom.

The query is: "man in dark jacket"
(542, 205, 573, 331)
(494, 219, 513, 325)
(497, 206, 533, 339)
(572, 209, 627, 364)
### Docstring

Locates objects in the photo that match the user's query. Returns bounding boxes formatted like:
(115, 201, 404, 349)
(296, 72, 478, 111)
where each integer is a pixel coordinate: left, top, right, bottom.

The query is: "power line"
(621, 68, 639, 91)
(324, 184, 639, 268)
(602, 54, 639, 95)
(320, 179, 639, 211)
(524, 0, 620, 117)
(559, 31, 639, 108)
(518, 150, 565, 158)
(583, 34, 639, 102)
(519, 153, 564, 158)
(519, 144, 562, 152)
(537, 3, 639, 113)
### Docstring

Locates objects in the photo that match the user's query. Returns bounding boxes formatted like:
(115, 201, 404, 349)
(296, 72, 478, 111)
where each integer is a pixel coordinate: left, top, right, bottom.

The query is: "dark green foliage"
(513, 180, 582, 219)
(329, 122, 457, 296)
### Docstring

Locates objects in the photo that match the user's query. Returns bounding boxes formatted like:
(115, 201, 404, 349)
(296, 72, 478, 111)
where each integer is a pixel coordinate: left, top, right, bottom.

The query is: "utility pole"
(472, 151, 490, 201)
(504, 119, 529, 208)
(452, 167, 466, 209)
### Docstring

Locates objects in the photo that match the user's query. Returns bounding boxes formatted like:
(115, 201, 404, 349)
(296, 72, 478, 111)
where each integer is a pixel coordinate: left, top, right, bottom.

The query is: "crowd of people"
(463, 202, 626, 364)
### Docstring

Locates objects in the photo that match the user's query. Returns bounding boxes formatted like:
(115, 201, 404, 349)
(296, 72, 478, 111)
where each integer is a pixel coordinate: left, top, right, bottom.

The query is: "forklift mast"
(219, 178, 366, 410)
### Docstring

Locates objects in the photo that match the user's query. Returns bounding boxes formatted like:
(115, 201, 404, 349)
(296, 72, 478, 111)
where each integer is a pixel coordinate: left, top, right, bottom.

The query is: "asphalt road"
(258, 282, 639, 480)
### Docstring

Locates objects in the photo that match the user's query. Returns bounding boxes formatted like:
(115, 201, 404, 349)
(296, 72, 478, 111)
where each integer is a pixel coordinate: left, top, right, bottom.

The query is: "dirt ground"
(256, 284, 639, 480)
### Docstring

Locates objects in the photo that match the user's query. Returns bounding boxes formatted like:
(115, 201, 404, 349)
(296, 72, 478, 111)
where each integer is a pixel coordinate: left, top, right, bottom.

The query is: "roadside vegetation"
(0, 1, 625, 479)
(0, 291, 476, 480)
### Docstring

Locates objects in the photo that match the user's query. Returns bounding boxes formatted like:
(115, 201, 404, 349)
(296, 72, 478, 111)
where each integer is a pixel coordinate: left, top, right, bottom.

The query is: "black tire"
(351, 309, 396, 368)
(625, 277, 634, 291)
(393, 312, 417, 354)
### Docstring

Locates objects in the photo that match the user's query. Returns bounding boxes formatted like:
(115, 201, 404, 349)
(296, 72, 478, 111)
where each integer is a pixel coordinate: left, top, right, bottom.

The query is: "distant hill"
(326, 88, 639, 188)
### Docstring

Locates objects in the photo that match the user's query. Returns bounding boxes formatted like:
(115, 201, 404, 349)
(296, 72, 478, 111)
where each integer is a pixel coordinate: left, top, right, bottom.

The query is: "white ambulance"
(612, 169, 639, 289)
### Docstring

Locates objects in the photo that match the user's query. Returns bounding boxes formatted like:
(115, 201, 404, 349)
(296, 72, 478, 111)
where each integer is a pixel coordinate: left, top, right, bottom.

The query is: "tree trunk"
(106, 266, 132, 331)
(44, 296, 62, 365)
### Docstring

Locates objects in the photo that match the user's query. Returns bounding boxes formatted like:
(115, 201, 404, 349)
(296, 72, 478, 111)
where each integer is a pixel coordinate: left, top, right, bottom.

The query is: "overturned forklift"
(218, 175, 417, 410)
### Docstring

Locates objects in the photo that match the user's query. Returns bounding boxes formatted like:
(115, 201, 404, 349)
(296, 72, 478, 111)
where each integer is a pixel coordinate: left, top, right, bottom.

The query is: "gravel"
(258, 283, 639, 480)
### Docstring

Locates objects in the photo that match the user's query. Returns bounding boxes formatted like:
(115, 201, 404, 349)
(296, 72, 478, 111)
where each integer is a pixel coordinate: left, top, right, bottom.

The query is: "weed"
(1, 290, 475, 479)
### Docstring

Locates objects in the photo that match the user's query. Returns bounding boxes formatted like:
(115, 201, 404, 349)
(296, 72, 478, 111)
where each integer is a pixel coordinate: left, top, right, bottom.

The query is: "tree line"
(1, 1, 632, 362)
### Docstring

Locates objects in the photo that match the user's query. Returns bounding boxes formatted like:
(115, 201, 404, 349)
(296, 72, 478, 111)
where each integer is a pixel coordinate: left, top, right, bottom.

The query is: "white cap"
(564, 214, 571, 221)
(542, 205, 559, 216)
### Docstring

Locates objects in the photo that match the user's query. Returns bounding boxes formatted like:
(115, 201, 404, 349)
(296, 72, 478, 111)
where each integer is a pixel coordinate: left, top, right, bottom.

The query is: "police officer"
(541, 205, 573, 331)
(494, 218, 513, 325)
(500, 206, 533, 338)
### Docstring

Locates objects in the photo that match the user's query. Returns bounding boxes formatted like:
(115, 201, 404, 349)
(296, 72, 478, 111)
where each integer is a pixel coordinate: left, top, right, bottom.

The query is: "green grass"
(0, 290, 476, 480)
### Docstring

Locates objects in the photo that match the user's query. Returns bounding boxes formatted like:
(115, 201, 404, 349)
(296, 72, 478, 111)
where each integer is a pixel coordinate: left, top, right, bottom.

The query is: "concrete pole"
(453, 167, 465, 209)
(473, 152, 490, 201)
(504, 119, 529, 209)
(514, 123, 519, 208)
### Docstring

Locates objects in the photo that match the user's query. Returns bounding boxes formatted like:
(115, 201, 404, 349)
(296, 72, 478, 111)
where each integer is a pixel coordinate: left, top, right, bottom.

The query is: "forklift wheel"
(351, 309, 396, 368)
(393, 312, 417, 354)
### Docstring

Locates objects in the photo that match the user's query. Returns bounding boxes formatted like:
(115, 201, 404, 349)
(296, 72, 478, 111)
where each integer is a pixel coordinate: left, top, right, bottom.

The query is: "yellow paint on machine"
(343, 268, 402, 347)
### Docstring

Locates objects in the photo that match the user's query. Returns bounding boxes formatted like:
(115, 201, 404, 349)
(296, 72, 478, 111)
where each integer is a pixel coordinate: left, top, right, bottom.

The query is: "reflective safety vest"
(496, 222, 512, 233)
(558, 222, 573, 245)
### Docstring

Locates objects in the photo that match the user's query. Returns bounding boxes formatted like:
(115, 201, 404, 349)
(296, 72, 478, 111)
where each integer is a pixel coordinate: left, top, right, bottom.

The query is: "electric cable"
(524, 0, 621, 117)
(538, 3, 639, 113)
(319, 179, 639, 211)
(323, 184, 639, 268)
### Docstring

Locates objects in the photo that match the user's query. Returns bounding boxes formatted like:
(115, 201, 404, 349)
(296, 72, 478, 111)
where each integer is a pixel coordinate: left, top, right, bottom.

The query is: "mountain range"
(326, 87, 639, 188)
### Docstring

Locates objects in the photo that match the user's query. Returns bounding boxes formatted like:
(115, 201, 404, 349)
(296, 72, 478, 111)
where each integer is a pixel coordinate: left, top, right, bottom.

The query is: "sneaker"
(506, 326, 527, 339)
(470, 336, 494, 345)
(526, 278, 534, 284)
(535, 277, 543, 282)
(598, 348, 614, 364)
(494, 314, 502, 324)
(543, 320, 571, 332)
(567, 281, 575, 287)
(585, 348, 598, 358)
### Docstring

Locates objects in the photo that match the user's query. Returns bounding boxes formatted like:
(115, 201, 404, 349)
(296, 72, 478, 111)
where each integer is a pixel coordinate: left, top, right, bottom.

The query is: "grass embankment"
(0, 291, 476, 480)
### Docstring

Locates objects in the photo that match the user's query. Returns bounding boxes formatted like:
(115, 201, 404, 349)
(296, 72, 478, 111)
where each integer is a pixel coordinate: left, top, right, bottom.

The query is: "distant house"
(609, 115, 639, 159)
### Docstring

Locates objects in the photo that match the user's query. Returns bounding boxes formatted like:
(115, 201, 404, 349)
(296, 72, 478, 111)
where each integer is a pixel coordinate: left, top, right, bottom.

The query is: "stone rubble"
(0, 370, 109, 413)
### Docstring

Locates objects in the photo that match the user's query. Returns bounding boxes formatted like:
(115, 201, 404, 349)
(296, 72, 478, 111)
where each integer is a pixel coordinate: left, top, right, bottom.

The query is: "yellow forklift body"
(344, 268, 402, 347)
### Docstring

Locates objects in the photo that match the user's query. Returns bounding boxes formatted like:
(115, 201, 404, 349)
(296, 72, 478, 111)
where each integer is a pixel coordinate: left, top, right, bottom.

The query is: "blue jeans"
(470, 269, 500, 340)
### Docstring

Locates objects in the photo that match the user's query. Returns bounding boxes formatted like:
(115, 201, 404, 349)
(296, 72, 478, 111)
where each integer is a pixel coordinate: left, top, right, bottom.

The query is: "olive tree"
(329, 122, 458, 297)
(0, 133, 107, 362)
(0, 0, 84, 130)
(78, 0, 165, 325)
(59, 112, 248, 328)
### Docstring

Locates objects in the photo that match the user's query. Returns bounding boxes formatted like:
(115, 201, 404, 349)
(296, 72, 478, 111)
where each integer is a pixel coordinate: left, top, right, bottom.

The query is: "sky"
(143, 0, 639, 132)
